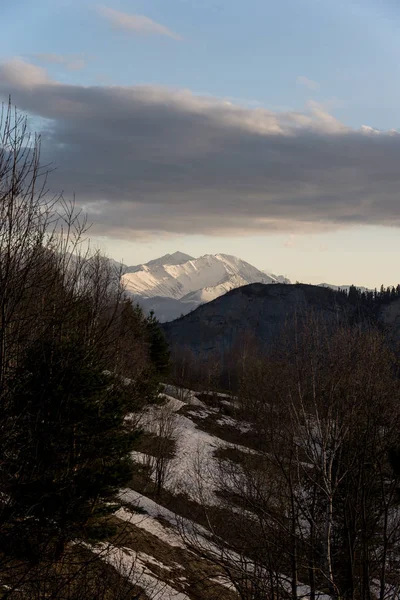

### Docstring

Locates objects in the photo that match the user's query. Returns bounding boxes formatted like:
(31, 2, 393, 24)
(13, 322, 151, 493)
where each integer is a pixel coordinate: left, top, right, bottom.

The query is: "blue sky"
(1, 0, 400, 285)
(4, 0, 400, 128)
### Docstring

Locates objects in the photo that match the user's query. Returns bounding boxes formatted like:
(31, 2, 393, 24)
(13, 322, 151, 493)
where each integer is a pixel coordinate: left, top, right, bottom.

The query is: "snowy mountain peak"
(164, 251, 194, 264)
(125, 251, 194, 275)
(121, 252, 290, 320)
(262, 270, 291, 284)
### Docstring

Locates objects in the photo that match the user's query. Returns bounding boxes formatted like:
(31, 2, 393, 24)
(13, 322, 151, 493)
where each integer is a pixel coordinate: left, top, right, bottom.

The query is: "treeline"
(335, 284, 400, 311)
(0, 103, 168, 596)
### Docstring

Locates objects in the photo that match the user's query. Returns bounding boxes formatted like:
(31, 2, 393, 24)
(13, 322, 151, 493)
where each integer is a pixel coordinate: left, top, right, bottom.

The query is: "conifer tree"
(0, 335, 140, 561)
(146, 310, 170, 377)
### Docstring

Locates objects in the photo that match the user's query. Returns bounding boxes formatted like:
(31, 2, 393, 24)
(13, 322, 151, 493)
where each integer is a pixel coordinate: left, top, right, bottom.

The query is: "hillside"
(83, 348, 400, 600)
(85, 386, 335, 599)
(162, 282, 355, 355)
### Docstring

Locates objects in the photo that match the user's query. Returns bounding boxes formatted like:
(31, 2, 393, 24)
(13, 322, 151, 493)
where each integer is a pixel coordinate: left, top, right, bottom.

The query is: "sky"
(1, 0, 400, 286)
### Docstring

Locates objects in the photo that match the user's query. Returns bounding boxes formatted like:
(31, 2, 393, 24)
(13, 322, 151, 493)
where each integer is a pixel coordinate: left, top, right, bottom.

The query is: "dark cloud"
(1, 58, 399, 237)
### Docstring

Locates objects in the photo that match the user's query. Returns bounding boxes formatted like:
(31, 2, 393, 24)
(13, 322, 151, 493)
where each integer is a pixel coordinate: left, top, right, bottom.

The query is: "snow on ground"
(121, 387, 335, 598)
(115, 505, 186, 549)
(370, 579, 400, 600)
(209, 392, 235, 399)
(159, 395, 186, 412)
(135, 394, 256, 504)
(167, 412, 227, 503)
(118, 489, 207, 542)
(185, 409, 210, 420)
(285, 582, 331, 600)
(118, 489, 222, 557)
(136, 408, 245, 504)
(210, 576, 237, 591)
(117, 489, 332, 600)
(160, 385, 206, 407)
(91, 543, 190, 600)
(215, 415, 252, 433)
(183, 395, 206, 407)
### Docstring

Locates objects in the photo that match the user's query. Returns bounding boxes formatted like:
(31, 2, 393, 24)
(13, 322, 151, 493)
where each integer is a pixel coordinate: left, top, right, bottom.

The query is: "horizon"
(2, 0, 400, 288)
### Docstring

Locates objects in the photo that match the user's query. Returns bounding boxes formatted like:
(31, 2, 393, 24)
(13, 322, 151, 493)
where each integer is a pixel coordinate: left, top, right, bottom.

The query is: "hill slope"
(162, 282, 355, 355)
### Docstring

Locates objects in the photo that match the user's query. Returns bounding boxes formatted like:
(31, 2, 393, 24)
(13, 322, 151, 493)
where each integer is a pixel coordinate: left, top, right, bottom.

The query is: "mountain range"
(121, 251, 290, 321)
(116, 251, 371, 322)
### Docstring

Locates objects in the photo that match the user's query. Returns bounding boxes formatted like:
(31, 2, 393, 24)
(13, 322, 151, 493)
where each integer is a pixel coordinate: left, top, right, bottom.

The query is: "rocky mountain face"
(162, 282, 355, 356)
(263, 270, 291, 284)
(122, 252, 289, 321)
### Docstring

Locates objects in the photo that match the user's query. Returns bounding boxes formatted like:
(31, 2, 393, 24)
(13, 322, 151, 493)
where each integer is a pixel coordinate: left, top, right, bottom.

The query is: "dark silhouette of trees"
(0, 100, 164, 597)
(146, 310, 171, 377)
(0, 337, 139, 562)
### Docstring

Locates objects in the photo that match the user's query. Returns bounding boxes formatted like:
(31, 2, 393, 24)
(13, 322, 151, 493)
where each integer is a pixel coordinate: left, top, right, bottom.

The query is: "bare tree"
(180, 319, 400, 599)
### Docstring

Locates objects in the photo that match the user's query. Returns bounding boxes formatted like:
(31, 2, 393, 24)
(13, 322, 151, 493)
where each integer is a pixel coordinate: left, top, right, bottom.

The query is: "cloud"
(0, 58, 50, 88)
(297, 75, 320, 90)
(0, 58, 399, 238)
(33, 54, 86, 71)
(97, 6, 182, 40)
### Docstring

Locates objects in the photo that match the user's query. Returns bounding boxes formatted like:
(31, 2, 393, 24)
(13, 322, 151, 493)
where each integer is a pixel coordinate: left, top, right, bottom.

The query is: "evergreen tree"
(146, 310, 170, 377)
(0, 336, 139, 561)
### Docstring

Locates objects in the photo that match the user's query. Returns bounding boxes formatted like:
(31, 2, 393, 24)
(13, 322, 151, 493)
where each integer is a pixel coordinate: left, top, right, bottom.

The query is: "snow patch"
(91, 543, 190, 600)
(215, 415, 252, 433)
(116, 505, 186, 549)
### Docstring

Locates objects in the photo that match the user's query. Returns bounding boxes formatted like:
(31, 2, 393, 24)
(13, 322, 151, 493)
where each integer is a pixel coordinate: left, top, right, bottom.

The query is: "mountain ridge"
(125, 251, 194, 274)
(115, 251, 374, 323)
(121, 252, 288, 320)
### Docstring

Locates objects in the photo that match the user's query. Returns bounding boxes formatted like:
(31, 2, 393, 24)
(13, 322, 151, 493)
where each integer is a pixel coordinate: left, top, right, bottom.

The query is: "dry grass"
(133, 432, 176, 459)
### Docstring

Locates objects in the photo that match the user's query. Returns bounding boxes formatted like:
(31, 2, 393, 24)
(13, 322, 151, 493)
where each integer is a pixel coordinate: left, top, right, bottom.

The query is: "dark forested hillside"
(162, 282, 354, 356)
(162, 282, 400, 357)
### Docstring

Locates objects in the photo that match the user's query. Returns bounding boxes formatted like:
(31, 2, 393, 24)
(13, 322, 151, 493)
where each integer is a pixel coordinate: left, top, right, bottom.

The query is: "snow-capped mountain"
(122, 252, 288, 321)
(262, 270, 291, 284)
(125, 252, 194, 274)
